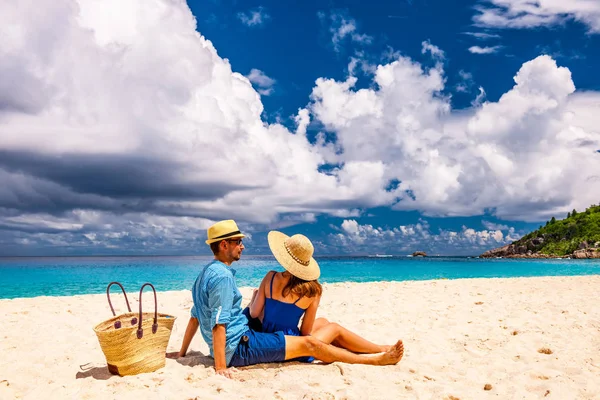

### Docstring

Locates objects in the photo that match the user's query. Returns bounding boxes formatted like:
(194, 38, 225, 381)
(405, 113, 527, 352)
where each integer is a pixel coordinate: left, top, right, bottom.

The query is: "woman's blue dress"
(261, 272, 314, 362)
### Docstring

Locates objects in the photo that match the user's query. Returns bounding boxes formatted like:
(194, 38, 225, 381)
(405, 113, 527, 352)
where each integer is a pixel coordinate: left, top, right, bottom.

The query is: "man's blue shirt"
(191, 260, 249, 365)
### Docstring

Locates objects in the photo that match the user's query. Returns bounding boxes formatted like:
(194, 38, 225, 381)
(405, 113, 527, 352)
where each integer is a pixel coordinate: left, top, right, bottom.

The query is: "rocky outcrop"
(480, 234, 553, 258)
(480, 204, 600, 258)
(412, 251, 427, 257)
(481, 241, 600, 259)
(572, 248, 600, 259)
(480, 244, 512, 258)
(480, 244, 556, 259)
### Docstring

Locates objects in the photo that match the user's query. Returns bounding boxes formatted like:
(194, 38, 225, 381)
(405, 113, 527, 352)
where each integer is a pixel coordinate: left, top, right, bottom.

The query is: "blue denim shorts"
(229, 329, 286, 367)
(242, 307, 263, 332)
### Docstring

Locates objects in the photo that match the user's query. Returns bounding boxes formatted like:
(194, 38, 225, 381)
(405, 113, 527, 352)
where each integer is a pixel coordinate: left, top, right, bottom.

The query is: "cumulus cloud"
(237, 7, 270, 27)
(0, 0, 386, 252)
(0, 209, 217, 254)
(330, 219, 520, 255)
(2, 0, 600, 254)
(474, 0, 600, 33)
(482, 220, 509, 231)
(468, 45, 503, 54)
(318, 11, 373, 52)
(246, 69, 276, 96)
(308, 54, 600, 221)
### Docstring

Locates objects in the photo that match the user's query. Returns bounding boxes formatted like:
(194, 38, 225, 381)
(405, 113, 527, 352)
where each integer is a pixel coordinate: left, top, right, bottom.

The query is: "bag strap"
(106, 282, 138, 329)
(136, 283, 158, 339)
(106, 281, 132, 316)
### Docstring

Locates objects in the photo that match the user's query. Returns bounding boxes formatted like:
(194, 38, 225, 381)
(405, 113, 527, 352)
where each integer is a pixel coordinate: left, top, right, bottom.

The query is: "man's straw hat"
(268, 231, 320, 281)
(206, 220, 245, 245)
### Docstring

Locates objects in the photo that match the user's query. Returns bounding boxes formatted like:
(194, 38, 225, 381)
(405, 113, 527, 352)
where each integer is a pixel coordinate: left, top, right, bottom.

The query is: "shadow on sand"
(75, 364, 113, 380)
(76, 351, 318, 380)
(167, 350, 214, 368)
(76, 351, 217, 380)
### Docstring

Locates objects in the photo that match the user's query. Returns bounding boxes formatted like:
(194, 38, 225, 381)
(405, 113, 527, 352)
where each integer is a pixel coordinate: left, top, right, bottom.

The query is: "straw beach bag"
(93, 282, 176, 376)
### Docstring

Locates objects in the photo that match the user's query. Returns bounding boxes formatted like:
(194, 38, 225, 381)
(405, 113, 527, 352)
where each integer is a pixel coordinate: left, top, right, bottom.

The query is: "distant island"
(481, 204, 600, 259)
(412, 251, 427, 257)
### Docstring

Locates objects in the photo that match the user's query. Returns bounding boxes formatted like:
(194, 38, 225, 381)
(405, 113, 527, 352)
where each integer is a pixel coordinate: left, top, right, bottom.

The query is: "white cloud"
(319, 11, 373, 52)
(0, 0, 390, 240)
(421, 40, 445, 60)
(456, 70, 474, 93)
(468, 45, 503, 54)
(246, 68, 276, 96)
(462, 31, 502, 39)
(459, 70, 473, 80)
(0, 209, 219, 253)
(471, 87, 486, 107)
(474, 0, 600, 33)
(308, 54, 600, 221)
(4, 214, 84, 232)
(329, 219, 519, 254)
(1, 0, 600, 254)
(341, 219, 360, 234)
(482, 220, 509, 230)
(237, 7, 270, 27)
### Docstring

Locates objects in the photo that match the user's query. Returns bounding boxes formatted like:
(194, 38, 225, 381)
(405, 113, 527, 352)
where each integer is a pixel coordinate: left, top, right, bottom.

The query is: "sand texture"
(1, 275, 600, 399)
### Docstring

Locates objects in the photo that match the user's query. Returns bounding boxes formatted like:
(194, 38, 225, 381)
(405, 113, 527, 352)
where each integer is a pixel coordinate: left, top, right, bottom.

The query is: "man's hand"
(166, 351, 184, 359)
(215, 367, 238, 379)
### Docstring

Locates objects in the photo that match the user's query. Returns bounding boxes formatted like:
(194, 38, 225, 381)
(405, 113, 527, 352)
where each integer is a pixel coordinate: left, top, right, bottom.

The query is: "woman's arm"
(299, 294, 321, 336)
(249, 271, 275, 319)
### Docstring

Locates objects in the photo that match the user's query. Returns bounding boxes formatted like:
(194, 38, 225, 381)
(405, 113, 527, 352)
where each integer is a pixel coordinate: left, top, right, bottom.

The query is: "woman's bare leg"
(311, 317, 330, 332)
(285, 335, 403, 366)
(311, 318, 390, 354)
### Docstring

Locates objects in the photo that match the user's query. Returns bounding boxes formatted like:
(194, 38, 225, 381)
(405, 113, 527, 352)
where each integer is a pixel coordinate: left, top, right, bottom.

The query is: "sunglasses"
(226, 238, 243, 245)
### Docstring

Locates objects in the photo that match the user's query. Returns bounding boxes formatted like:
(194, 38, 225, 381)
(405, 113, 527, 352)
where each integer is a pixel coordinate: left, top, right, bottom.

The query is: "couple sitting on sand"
(173, 220, 404, 378)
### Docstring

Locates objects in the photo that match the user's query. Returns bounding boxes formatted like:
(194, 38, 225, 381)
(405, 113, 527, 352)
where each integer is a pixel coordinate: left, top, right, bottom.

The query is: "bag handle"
(136, 283, 158, 339)
(106, 282, 137, 329)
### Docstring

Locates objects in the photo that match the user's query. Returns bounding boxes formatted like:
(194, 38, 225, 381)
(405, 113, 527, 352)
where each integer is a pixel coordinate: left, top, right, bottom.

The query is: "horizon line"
(0, 253, 471, 258)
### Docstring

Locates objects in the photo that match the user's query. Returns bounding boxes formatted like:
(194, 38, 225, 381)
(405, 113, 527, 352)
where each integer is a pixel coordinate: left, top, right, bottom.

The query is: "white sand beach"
(1, 275, 599, 399)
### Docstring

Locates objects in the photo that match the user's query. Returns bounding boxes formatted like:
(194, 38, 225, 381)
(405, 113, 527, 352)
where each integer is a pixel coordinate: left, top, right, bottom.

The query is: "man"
(175, 219, 404, 378)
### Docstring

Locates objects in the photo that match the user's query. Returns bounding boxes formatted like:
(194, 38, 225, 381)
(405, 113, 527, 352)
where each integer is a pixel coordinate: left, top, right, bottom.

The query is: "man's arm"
(212, 324, 228, 370)
(178, 317, 199, 357)
(207, 274, 238, 378)
(212, 323, 238, 378)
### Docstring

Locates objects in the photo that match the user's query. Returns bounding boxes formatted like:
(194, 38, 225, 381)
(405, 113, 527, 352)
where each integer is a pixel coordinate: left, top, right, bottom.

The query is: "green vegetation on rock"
(518, 204, 600, 256)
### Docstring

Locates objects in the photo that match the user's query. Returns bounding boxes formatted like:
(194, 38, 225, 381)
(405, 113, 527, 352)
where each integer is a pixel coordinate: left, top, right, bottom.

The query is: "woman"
(247, 231, 392, 358)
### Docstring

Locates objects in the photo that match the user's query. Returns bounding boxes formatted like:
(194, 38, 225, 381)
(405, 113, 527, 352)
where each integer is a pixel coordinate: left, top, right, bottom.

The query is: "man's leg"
(284, 335, 404, 366)
(311, 319, 389, 354)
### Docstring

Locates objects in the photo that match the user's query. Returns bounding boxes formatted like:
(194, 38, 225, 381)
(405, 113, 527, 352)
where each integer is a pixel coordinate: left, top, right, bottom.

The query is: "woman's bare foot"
(379, 344, 392, 352)
(377, 340, 404, 365)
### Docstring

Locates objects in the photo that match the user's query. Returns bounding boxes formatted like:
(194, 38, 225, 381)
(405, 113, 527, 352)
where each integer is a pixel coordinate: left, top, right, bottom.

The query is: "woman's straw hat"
(206, 220, 245, 245)
(268, 231, 320, 281)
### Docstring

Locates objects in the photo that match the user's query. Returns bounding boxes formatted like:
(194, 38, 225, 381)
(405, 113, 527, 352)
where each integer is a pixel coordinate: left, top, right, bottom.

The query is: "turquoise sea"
(1, 255, 599, 299)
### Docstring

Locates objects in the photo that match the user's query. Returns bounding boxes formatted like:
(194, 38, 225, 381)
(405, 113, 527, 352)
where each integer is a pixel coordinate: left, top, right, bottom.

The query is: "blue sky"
(0, 0, 599, 256)
(192, 0, 600, 115)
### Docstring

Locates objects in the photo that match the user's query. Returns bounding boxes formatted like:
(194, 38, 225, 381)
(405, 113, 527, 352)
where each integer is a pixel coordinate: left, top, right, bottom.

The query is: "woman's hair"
(282, 274, 322, 298)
